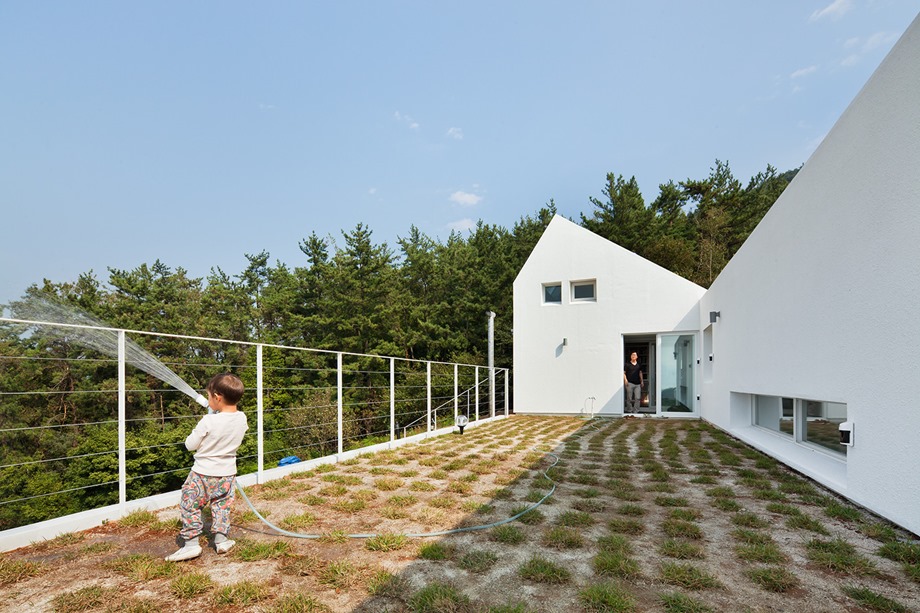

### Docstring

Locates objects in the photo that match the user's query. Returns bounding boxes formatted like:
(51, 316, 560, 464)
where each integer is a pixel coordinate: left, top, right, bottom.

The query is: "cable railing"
(0, 317, 510, 540)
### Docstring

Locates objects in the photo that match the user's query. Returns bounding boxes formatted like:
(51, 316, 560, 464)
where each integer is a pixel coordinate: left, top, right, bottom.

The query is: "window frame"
(542, 282, 562, 305)
(570, 279, 597, 303)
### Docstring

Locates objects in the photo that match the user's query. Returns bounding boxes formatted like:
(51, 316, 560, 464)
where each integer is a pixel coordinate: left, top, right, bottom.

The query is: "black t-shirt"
(624, 361, 642, 385)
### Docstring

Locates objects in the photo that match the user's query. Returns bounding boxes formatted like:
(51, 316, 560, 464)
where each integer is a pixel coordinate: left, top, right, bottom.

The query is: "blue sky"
(1, 1, 918, 308)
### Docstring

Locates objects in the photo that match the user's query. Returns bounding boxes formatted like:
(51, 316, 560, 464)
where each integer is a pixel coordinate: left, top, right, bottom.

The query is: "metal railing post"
(337, 352, 343, 456)
(117, 330, 126, 513)
(453, 363, 458, 424)
(504, 369, 509, 416)
(390, 358, 395, 445)
(257, 344, 264, 482)
(475, 366, 479, 421)
(426, 361, 432, 434)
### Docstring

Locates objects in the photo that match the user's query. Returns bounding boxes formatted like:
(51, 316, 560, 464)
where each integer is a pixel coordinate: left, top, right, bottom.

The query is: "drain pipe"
(487, 311, 495, 417)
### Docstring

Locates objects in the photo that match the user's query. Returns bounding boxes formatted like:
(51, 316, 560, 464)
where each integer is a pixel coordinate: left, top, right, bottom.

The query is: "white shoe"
(216, 539, 235, 554)
(165, 545, 202, 562)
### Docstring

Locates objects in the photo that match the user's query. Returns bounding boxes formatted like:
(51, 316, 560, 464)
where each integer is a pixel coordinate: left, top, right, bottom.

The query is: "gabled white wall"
(513, 216, 705, 415)
(700, 14, 920, 535)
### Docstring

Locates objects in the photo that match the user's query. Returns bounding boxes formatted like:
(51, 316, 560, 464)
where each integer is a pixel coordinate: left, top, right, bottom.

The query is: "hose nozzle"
(195, 394, 209, 409)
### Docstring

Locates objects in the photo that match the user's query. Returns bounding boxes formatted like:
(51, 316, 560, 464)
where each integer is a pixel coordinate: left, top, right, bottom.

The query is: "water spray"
(6, 297, 210, 409)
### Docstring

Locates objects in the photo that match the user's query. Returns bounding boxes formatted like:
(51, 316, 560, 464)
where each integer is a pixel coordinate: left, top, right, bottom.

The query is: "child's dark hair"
(206, 373, 244, 405)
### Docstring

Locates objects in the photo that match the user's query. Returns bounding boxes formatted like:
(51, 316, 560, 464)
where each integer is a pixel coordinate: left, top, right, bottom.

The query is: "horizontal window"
(753, 394, 846, 457)
(571, 280, 596, 302)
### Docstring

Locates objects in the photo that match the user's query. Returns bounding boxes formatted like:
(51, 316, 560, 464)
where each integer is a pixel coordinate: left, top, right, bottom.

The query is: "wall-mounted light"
(562, 338, 568, 346)
(709, 311, 721, 324)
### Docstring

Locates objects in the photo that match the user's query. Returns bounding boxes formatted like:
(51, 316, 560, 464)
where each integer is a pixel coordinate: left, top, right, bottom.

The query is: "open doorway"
(624, 335, 656, 414)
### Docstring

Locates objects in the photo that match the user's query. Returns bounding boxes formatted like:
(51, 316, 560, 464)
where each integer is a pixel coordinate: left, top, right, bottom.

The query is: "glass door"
(658, 333, 697, 416)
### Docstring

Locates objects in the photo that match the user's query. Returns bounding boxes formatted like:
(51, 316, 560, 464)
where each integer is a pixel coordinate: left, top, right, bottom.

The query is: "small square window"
(571, 280, 596, 302)
(543, 283, 562, 304)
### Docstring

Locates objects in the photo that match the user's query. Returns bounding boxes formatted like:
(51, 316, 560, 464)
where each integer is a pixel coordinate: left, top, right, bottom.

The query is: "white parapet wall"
(0, 415, 506, 553)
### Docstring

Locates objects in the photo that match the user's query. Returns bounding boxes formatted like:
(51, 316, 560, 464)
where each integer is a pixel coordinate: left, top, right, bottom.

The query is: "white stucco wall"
(700, 14, 920, 535)
(513, 216, 705, 415)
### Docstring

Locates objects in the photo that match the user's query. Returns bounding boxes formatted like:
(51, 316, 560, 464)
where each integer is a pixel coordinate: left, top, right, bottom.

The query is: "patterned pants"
(179, 471, 236, 540)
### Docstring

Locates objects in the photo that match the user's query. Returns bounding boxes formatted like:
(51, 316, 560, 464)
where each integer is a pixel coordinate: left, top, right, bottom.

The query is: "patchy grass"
(458, 549, 498, 572)
(745, 566, 800, 592)
(736, 542, 789, 564)
(232, 538, 292, 561)
(824, 501, 863, 522)
(579, 581, 637, 612)
(877, 541, 920, 565)
(269, 593, 332, 612)
(615, 503, 646, 516)
(841, 585, 910, 612)
(608, 518, 646, 535)
(170, 571, 215, 599)
(490, 524, 526, 545)
(594, 549, 641, 578)
(806, 538, 877, 575)
(419, 542, 454, 560)
(542, 526, 585, 549)
(659, 562, 722, 590)
(51, 585, 117, 612)
(658, 591, 715, 613)
(731, 512, 770, 529)
(105, 554, 181, 581)
(663, 519, 704, 540)
(0, 556, 45, 586)
(557, 510, 596, 527)
(319, 560, 359, 589)
(518, 555, 572, 584)
(787, 514, 831, 535)
(660, 539, 705, 560)
(408, 582, 472, 612)
(365, 533, 408, 552)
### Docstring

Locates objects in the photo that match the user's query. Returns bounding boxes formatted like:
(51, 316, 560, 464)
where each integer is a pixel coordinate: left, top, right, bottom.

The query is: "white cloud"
(840, 31, 900, 68)
(449, 191, 482, 206)
(394, 111, 420, 130)
(446, 127, 464, 140)
(862, 31, 899, 52)
(258, 103, 276, 111)
(841, 53, 861, 66)
(368, 187, 377, 195)
(790, 65, 818, 79)
(809, 0, 853, 22)
(447, 218, 476, 232)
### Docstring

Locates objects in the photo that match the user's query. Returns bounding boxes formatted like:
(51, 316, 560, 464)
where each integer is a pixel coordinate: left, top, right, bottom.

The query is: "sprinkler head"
(195, 394, 209, 409)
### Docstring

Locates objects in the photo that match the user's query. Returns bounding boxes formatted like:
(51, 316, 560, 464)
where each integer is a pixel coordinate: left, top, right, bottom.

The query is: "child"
(165, 373, 249, 562)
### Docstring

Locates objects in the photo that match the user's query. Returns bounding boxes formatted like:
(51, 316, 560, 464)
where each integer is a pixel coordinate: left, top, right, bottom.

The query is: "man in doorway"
(623, 352, 643, 414)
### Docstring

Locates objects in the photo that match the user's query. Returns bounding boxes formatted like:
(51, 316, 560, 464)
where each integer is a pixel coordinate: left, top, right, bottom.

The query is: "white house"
(513, 216, 705, 417)
(513, 13, 920, 536)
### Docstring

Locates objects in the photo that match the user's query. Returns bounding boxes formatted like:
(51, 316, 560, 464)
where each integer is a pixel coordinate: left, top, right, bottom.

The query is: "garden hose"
(234, 449, 562, 539)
